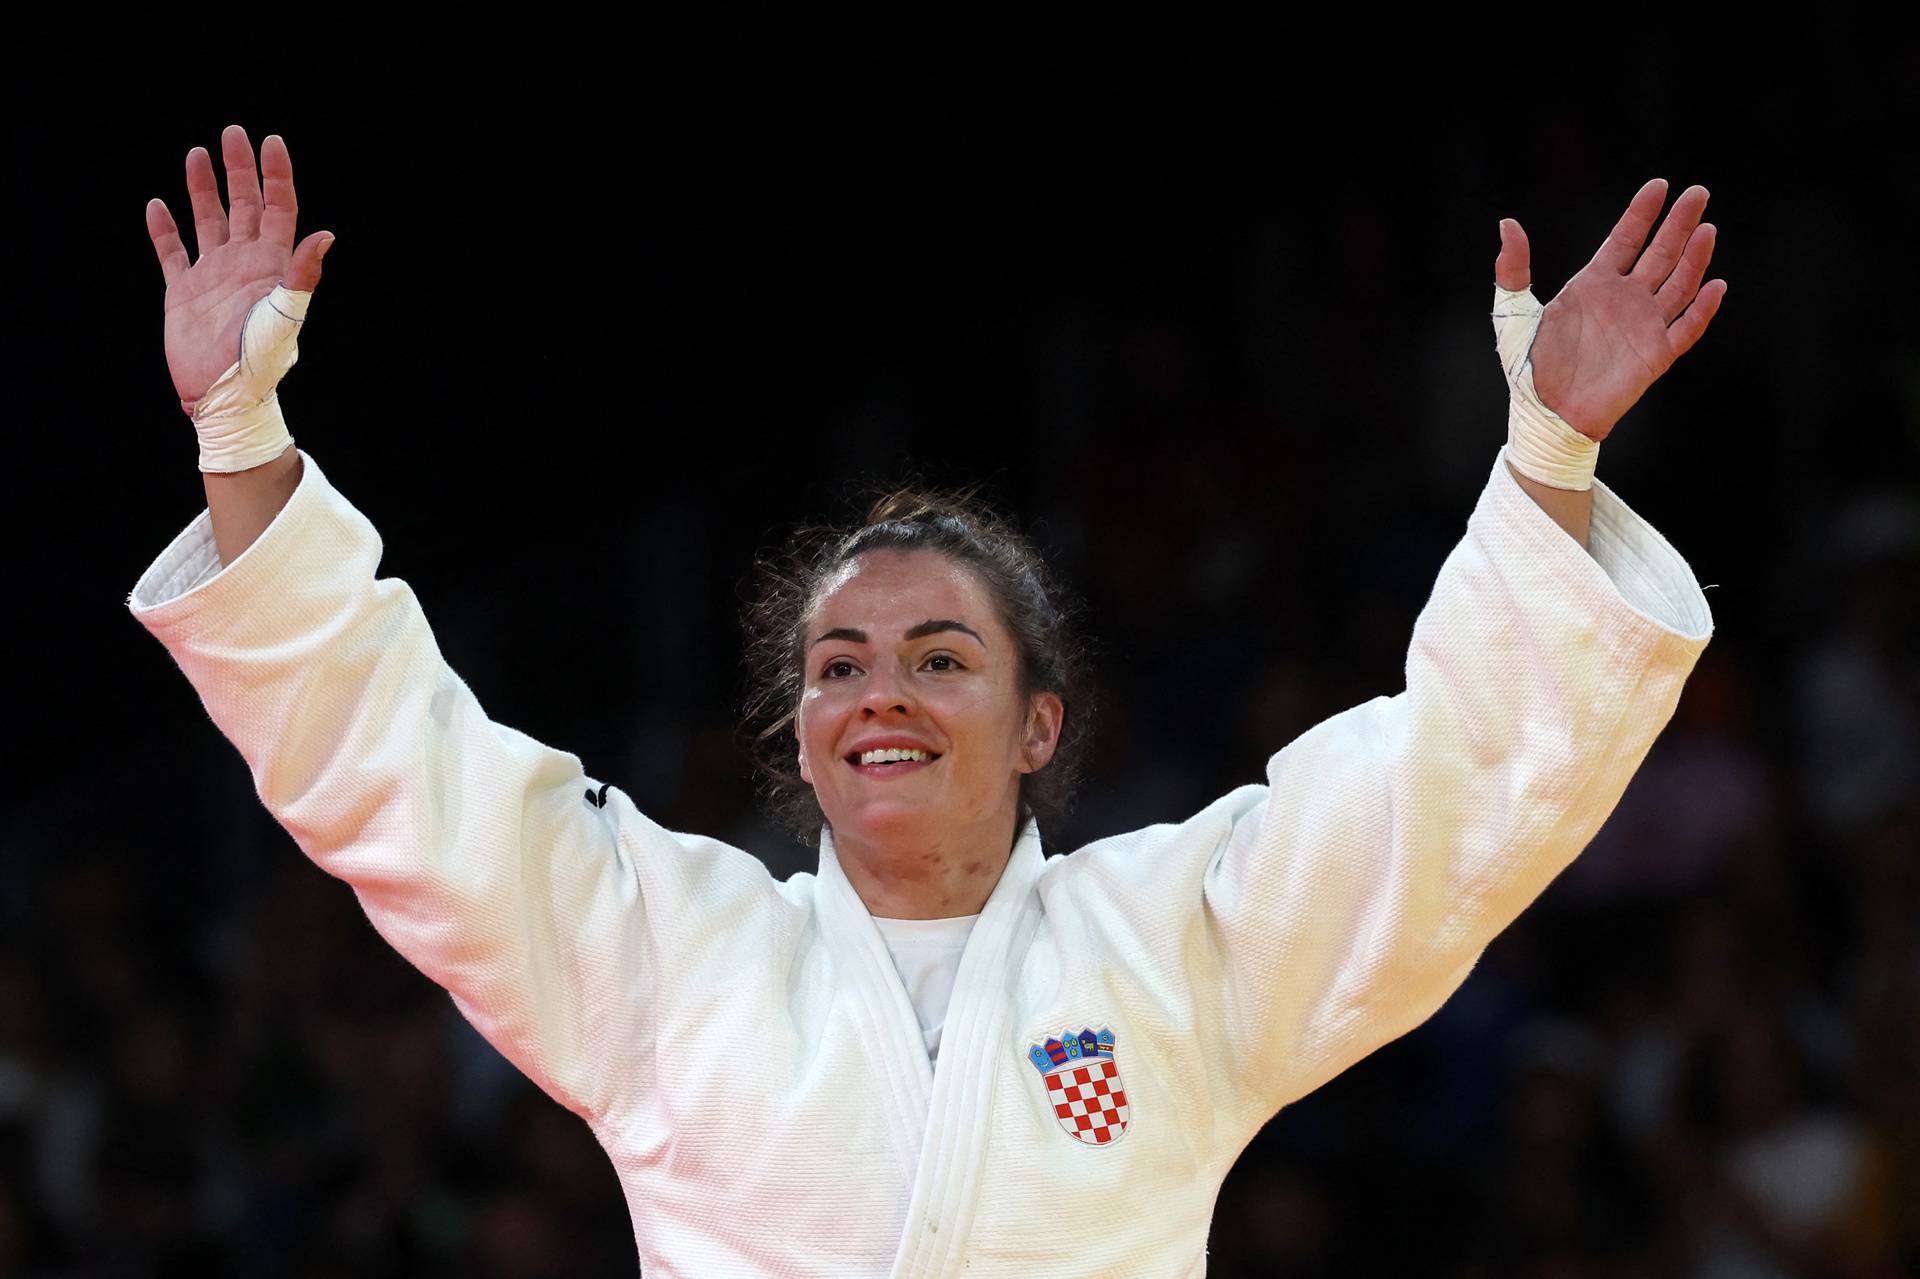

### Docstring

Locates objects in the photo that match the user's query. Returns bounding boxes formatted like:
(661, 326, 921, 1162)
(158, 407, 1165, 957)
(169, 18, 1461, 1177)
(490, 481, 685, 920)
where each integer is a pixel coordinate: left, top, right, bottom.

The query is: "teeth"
(859, 747, 932, 765)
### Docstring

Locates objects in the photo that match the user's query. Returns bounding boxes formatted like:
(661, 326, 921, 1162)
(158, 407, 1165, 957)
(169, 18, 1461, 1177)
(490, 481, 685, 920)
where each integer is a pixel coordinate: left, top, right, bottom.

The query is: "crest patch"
(1027, 1025, 1129, 1146)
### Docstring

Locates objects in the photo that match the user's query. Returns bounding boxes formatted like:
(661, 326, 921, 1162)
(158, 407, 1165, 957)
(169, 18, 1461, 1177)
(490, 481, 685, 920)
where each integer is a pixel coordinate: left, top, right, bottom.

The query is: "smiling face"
(797, 548, 1062, 861)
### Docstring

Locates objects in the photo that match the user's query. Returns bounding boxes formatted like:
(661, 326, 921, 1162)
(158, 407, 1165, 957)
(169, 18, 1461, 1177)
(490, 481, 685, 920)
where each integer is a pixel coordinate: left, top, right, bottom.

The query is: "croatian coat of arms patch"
(1027, 1026, 1129, 1146)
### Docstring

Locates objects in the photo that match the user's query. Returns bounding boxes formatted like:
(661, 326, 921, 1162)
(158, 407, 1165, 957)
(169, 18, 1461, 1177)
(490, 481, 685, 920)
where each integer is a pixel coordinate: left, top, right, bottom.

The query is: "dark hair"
(738, 479, 1097, 849)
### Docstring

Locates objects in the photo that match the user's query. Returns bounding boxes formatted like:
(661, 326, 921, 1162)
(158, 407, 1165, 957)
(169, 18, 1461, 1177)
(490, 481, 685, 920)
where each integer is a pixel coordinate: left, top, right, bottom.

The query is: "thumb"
(286, 230, 333, 292)
(1494, 218, 1530, 292)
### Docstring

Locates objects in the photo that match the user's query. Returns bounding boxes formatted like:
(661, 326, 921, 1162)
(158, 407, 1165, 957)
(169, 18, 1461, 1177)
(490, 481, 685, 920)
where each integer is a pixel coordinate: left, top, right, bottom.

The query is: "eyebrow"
(810, 619, 987, 649)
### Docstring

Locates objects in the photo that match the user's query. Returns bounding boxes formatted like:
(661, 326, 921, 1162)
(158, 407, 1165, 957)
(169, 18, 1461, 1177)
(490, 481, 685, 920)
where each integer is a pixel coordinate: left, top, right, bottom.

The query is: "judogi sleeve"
(1124, 449, 1712, 1125)
(1075, 447, 1720, 1129)
(126, 449, 650, 1123)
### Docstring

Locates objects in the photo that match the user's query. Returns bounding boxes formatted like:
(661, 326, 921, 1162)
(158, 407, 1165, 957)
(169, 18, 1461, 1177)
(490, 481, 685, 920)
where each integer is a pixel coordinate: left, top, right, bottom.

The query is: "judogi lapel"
(816, 819, 1050, 1278)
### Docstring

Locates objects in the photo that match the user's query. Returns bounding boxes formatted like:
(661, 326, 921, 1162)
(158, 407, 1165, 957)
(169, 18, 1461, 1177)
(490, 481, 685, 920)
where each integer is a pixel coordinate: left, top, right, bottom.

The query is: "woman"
(131, 125, 1721, 1276)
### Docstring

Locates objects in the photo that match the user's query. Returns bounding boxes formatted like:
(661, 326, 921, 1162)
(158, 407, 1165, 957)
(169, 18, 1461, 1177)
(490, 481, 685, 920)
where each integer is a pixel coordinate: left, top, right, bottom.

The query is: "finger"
(146, 198, 191, 289)
(1631, 184, 1709, 291)
(221, 123, 264, 241)
(1667, 279, 1727, 361)
(286, 231, 334, 292)
(1655, 223, 1716, 324)
(1495, 218, 1531, 291)
(259, 134, 299, 252)
(184, 145, 227, 259)
(1589, 178, 1669, 275)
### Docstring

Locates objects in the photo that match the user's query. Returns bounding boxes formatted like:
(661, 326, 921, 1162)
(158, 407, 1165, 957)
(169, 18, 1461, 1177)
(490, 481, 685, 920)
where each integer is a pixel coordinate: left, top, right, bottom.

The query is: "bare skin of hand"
(1496, 177, 1728, 442)
(146, 124, 332, 414)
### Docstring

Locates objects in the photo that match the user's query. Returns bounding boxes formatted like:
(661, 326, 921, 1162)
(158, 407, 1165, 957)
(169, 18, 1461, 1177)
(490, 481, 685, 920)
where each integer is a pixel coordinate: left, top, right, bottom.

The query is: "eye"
(924, 653, 963, 672)
(821, 659, 858, 680)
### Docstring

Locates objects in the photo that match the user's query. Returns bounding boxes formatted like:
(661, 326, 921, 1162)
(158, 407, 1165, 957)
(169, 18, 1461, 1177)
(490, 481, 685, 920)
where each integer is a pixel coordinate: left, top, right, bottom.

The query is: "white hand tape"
(189, 283, 310, 473)
(1493, 285, 1598, 491)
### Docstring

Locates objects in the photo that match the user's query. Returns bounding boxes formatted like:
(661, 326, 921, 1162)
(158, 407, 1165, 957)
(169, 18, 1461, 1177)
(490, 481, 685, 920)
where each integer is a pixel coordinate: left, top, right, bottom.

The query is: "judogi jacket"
(127, 445, 1713, 1276)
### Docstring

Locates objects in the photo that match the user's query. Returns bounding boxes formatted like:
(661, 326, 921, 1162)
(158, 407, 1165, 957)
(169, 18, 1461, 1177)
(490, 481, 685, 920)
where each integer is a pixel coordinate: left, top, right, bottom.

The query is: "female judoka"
(132, 124, 1722, 1276)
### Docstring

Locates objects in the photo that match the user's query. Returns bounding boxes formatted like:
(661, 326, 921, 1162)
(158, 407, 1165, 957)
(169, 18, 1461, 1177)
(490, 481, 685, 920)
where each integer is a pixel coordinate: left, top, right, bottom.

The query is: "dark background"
(5, 34, 1918, 1277)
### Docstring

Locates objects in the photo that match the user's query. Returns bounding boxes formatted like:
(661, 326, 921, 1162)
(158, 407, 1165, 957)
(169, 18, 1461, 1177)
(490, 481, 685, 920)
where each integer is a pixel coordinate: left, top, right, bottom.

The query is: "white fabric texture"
(872, 915, 978, 1064)
(126, 446, 1712, 1277)
(1494, 285, 1602, 491)
(187, 283, 308, 473)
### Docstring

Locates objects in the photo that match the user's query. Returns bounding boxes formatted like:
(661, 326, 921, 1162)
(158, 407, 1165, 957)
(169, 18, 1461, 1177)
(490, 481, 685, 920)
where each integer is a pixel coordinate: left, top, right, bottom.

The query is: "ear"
(799, 741, 813, 786)
(1016, 691, 1065, 774)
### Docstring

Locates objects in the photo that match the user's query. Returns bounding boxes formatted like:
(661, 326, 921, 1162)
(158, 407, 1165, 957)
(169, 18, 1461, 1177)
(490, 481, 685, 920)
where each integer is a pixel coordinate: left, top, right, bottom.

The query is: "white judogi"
(126, 444, 1711, 1276)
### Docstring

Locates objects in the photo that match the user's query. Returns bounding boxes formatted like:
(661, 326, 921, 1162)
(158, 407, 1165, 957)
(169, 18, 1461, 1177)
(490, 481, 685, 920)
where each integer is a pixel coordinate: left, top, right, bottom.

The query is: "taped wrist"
(1493, 285, 1598, 491)
(187, 283, 310, 474)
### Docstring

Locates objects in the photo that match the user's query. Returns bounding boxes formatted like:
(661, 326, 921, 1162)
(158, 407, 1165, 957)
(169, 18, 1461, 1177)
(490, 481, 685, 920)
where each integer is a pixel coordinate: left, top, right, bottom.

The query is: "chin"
(839, 801, 934, 833)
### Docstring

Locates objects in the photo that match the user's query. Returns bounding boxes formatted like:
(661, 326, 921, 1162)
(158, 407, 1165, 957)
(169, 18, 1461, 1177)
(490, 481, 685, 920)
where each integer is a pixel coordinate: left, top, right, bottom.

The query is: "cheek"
(951, 700, 1023, 769)
(796, 694, 837, 769)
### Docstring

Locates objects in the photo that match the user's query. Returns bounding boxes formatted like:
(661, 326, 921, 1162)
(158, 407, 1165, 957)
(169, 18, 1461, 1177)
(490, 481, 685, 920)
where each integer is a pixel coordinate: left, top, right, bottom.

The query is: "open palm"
(1497, 179, 1727, 441)
(146, 124, 332, 412)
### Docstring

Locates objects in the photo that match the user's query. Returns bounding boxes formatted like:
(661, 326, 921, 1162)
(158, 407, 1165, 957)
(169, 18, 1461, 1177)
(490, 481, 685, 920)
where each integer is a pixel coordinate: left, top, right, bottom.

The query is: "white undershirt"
(870, 914, 978, 1065)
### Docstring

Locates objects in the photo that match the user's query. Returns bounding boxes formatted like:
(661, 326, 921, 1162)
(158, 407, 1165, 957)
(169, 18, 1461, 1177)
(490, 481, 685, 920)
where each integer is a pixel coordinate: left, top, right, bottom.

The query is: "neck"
(834, 805, 1020, 920)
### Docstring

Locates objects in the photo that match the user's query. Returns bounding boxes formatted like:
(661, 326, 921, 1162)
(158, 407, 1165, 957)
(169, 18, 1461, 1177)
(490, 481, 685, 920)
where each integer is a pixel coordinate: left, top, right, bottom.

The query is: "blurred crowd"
(9, 126, 1920, 1276)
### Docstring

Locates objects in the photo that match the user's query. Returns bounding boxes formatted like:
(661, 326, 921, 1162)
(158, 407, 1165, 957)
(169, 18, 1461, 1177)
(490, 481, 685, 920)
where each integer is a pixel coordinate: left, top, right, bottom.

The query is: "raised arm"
(133, 126, 652, 1124)
(1210, 179, 1727, 1114)
(1060, 181, 1724, 1135)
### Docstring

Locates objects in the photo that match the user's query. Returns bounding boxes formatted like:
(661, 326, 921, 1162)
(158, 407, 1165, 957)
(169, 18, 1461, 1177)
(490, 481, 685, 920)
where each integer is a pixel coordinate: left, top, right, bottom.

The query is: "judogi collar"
(815, 817, 1050, 1275)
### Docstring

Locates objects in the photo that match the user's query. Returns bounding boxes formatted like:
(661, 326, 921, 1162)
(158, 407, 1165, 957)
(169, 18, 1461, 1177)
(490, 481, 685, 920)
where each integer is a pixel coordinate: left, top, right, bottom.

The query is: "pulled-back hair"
(738, 479, 1097, 849)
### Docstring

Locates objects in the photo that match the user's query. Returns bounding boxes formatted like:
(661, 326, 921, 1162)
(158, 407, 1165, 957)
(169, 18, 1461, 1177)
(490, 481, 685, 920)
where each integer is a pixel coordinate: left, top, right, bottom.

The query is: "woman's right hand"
(146, 124, 332, 413)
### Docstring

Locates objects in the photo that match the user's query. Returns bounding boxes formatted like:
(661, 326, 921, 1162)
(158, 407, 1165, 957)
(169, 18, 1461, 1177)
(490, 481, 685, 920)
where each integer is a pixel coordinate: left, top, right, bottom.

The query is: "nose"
(859, 657, 914, 718)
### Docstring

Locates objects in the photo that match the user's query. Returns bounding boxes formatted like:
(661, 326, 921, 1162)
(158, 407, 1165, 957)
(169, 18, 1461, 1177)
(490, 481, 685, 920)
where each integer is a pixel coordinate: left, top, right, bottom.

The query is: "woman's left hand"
(1496, 178, 1727, 442)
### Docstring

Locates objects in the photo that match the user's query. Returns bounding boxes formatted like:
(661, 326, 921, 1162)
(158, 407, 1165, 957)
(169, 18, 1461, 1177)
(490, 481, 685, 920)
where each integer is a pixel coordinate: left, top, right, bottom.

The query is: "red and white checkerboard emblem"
(1028, 1026, 1129, 1146)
